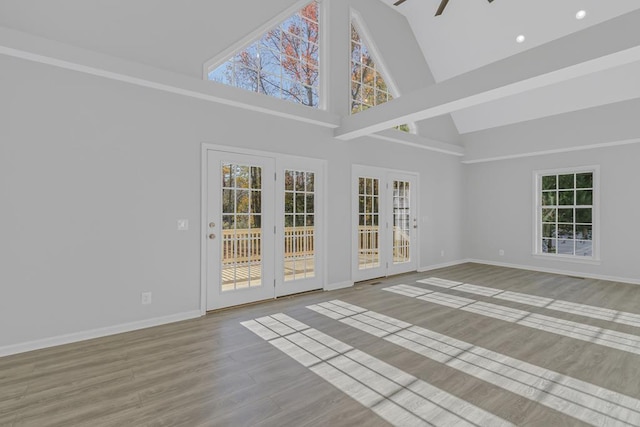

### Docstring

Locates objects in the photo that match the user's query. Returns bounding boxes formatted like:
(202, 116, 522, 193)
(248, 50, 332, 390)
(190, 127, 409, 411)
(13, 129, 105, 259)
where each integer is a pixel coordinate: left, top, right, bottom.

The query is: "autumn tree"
(210, 2, 319, 108)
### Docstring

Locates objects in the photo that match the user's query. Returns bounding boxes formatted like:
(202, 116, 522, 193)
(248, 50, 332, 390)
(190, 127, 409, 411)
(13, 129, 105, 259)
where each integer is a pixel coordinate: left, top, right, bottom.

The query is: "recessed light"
(516, 34, 526, 43)
(576, 10, 587, 20)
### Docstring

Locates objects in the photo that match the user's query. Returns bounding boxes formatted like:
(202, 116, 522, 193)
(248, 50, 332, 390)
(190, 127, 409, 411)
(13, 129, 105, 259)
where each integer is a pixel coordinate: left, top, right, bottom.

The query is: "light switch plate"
(177, 219, 189, 231)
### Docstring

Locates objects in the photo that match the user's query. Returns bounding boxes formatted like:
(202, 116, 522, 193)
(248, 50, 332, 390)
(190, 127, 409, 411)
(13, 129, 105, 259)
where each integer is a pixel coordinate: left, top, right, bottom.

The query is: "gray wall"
(0, 53, 463, 348)
(463, 142, 640, 281)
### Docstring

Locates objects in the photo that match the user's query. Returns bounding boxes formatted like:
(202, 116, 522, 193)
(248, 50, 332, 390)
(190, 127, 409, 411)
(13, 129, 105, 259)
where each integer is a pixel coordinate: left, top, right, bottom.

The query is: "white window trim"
(202, 0, 327, 111)
(532, 165, 601, 264)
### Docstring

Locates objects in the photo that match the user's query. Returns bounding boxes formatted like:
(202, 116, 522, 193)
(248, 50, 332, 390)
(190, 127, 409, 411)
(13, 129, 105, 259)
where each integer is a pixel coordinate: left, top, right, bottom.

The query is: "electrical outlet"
(499, 249, 505, 256)
(141, 292, 152, 305)
(440, 250, 445, 257)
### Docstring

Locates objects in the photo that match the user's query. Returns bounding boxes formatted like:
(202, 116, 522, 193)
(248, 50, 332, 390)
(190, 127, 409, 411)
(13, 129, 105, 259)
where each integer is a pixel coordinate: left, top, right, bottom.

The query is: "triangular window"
(207, 1, 320, 108)
(350, 21, 411, 132)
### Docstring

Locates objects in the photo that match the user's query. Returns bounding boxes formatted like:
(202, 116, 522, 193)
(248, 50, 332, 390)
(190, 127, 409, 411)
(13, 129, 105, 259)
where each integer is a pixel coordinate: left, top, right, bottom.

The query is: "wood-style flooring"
(3, 263, 640, 426)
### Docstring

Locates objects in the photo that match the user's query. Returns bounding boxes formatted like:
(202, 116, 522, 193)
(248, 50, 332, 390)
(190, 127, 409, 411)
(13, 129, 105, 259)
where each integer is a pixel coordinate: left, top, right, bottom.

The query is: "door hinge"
(274, 172, 277, 181)
(386, 262, 389, 269)
(274, 225, 276, 234)
(274, 279, 276, 288)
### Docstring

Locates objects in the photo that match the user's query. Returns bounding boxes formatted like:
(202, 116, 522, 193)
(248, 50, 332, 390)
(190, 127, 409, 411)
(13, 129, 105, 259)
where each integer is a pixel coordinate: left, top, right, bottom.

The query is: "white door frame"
(200, 143, 326, 314)
(351, 165, 420, 282)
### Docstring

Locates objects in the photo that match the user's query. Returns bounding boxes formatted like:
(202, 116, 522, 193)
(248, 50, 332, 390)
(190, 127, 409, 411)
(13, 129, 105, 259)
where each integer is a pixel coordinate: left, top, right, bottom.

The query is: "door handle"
(209, 234, 216, 239)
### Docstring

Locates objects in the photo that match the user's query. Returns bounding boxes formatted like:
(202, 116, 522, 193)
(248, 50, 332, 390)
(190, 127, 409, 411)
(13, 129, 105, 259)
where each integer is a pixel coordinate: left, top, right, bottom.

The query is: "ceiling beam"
(335, 9, 640, 140)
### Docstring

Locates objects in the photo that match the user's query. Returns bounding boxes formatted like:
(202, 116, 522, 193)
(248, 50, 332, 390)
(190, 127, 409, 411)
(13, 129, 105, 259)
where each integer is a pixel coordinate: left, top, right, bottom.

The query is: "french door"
(352, 166, 418, 282)
(206, 151, 276, 310)
(205, 148, 324, 310)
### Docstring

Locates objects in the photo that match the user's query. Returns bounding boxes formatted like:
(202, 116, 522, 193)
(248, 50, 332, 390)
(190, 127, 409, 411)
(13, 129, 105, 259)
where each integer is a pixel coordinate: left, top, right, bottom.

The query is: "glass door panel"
(358, 177, 380, 270)
(276, 158, 324, 298)
(207, 151, 275, 310)
(221, 164, 263, 290)
(387, 172, 417, 276)
(284, 170, 315, 282)
(392, 180, 411, 265)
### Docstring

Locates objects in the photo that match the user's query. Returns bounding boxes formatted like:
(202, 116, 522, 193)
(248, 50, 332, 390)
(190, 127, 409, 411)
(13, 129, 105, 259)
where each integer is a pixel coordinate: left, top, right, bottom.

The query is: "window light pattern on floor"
(383, 281, 640, 355)
(241, 314, 512, 426)
(308, 300, 640, 426)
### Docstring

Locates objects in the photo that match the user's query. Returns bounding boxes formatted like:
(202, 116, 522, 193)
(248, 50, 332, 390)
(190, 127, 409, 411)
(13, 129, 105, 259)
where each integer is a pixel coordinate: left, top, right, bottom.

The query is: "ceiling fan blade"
(393, 0, 407, 6)
(435, 0, 450, 16)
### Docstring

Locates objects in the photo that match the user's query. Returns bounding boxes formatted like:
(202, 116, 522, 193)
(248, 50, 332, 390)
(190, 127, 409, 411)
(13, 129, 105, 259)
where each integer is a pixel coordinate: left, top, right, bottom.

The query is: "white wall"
(0, 51, 463, 349)
(463, 142, 640, 282)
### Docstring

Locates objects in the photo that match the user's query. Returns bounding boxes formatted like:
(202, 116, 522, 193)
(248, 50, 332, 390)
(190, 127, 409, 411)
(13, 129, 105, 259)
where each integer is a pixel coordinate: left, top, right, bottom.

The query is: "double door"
(352, 165, 418, 282)
(205, 149, 323, 310)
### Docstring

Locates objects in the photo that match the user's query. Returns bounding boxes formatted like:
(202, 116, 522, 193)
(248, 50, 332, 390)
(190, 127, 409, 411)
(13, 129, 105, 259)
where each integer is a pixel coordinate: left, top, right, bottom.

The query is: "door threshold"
(206, 288, 324, 314)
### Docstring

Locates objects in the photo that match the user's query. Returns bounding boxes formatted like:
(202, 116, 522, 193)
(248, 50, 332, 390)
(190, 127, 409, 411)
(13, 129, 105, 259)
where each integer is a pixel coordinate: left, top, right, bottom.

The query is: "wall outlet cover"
(141, 292, 152, 305)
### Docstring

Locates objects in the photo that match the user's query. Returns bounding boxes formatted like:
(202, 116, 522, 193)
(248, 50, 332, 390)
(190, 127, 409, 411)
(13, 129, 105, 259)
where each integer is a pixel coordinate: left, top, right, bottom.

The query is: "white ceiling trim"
(369, 129, 464, 156)
(461, 138, 640, 165)
(0, 26, 341, 129)
(335, 10, 640, 140)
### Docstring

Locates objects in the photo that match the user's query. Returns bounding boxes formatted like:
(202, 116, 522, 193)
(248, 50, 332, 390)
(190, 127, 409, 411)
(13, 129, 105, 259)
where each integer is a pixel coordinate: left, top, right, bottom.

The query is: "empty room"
(2, 0, 640, 425)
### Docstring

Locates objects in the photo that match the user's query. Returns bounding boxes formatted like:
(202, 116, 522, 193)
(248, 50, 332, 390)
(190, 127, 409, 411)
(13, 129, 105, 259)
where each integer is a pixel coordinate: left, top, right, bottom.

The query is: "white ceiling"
(381, 0, 640, 134)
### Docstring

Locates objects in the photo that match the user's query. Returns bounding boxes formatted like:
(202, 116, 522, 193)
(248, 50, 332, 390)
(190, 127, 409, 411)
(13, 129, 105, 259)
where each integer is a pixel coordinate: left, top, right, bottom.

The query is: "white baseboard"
(465, 258, 640, 286)
(418, 259, 468, 273)
(324, 280, 354, 291)
(0, 310, 202, 357)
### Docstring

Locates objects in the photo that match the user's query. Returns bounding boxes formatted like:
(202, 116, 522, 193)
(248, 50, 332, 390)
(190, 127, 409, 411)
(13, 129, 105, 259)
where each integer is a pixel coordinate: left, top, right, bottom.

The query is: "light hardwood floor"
(3, 263, 640, 426)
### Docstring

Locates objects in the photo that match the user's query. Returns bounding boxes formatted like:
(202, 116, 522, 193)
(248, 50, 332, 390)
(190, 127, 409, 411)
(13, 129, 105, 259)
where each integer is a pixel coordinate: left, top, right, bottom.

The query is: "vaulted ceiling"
(379, 0, 640, 134)
(2, 0, 639, 148)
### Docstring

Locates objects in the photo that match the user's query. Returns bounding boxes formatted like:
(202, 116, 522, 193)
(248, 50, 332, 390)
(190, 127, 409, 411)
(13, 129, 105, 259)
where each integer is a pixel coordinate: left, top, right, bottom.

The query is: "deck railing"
(222, 226, 409, 265)
(222, 227, 315, 266)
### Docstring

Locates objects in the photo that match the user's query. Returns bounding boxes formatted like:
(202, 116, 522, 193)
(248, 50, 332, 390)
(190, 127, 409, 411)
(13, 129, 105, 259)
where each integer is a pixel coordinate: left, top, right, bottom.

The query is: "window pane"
(222, 215, 234, 230)
(306, 194, 314, 213)
(558, 208, 574, 223)
(576, 173, 593, 188)
(284, 170, 294, 191)
(542, 192, 556, 206)
(295, 172, 305, 191)
(236, 190, 249, 213)
(306, 173, 315, 192)
(285, 192, 294, 213)
(576, 190, 593, 205)
(576, 208, 592, 224)
(575, 225, 592, 240)
(558, 224, 574, 239)
(295, 193, 305, 213)
(542, 224, 556, 238)
(223, 189, 235, 213)
(558, 191, 574, 205)
(542, 239, 556, 254)
(250, 167, 262, 189)
(542, 175, 557, 190)
(557, 240, 575, 255)
(250, 191, 261, 214)
(208, 1, 320, 108)
(559, 174, 574, 189)
(576, 240, 593, 256)
(542, 208, 556, 222)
